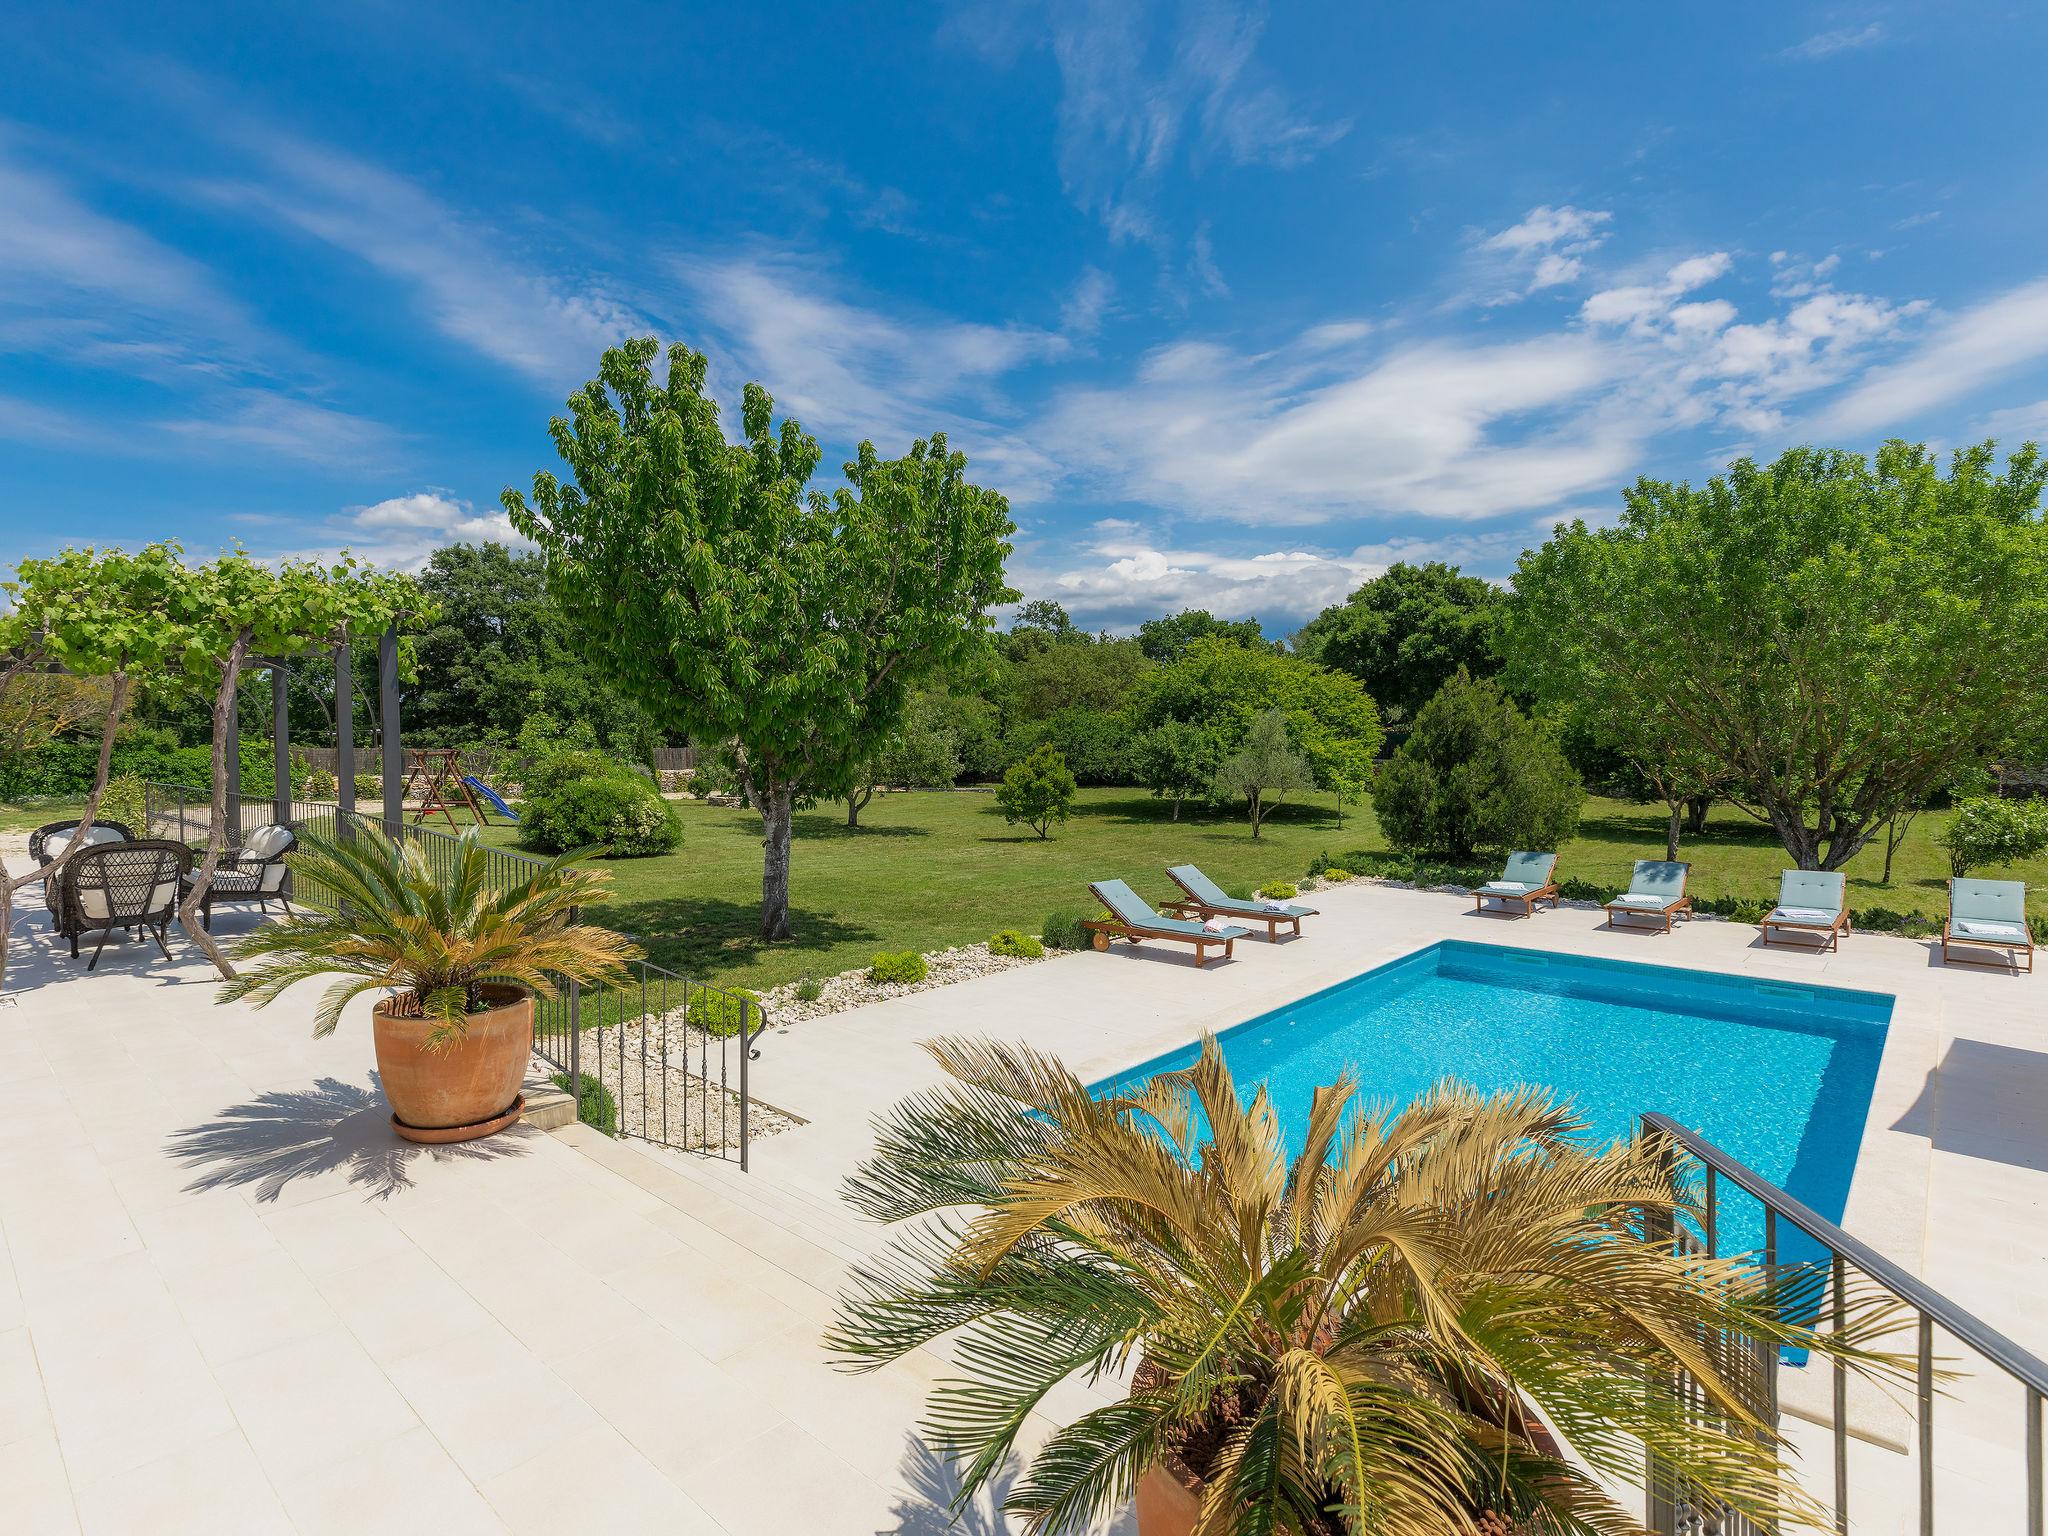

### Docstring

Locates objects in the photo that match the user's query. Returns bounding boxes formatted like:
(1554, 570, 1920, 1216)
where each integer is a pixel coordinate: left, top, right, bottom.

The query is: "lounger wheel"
(1091, 931, 1110, 952)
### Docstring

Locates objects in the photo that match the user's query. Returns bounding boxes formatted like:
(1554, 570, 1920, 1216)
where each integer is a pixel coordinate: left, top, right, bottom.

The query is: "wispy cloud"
(155, 389, 401, 468)
(1815, 278, 2048, 437)
(1781, 20, 1888, 60)
(1468, 204, 1612, 302)
(274, 490, 531, 570)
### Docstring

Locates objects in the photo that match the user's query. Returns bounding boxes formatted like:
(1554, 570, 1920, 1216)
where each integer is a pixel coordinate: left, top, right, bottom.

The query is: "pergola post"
(223, 683, 240, 840)
(378, 625, 403, 836)
(335, 642, 355, 816)
(271, 663, 291, 825)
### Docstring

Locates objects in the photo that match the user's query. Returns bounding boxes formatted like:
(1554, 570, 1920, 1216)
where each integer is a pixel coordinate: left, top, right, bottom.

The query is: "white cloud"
(283, 491, 531, 570)
(155, 390, 400, 468)
(1977, 399, 2048, 445)
(209, 137, 646, 386)
(1018, 528, 1372, 630)
(1473, 204, 1612, 300)
(1482, 205, 1612, 255)
(1061, 266, 1115, 337)
(1189, 225, 1229, 298)
(1816, 279, 2048, 437)
(1781, 21, 1888, 60)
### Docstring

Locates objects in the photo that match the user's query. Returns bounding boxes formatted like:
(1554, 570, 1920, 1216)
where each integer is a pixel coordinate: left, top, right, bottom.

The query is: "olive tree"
(1213, 709, 1315, 839)
(1505, 441, 2048, 870)
(506, 338, 1014, 940)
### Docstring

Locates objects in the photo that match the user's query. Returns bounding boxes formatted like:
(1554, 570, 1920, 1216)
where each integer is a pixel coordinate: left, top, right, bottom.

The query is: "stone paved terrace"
(4, 847, 2045, 1533)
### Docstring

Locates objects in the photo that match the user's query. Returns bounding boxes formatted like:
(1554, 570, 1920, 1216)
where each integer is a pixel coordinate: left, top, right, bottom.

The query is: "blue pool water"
(1091, 941, 1891, 1258)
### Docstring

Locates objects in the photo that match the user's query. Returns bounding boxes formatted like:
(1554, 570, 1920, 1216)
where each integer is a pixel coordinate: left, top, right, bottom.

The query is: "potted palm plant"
(828, 1037, 1906, 1535)
(220, 825, 639, 1142)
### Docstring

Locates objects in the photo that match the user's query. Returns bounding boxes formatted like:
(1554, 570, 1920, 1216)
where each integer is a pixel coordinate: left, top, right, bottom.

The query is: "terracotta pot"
(1134, 1461, 1201, 1536)
(372, 982, 531, 1143)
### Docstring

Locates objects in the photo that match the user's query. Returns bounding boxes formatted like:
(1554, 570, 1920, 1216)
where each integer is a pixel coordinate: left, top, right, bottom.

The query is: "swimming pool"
(1091, 940, 1891, 1254)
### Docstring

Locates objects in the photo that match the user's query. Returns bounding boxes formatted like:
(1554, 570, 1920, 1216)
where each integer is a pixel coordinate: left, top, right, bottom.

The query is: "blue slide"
(463, 775, 520, 822)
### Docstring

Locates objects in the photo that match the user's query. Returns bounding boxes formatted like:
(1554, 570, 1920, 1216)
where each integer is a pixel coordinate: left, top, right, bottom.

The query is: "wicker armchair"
(188, 823, 298, 930)
(51, 839, 191, 970)
(30, 819, 135, 923)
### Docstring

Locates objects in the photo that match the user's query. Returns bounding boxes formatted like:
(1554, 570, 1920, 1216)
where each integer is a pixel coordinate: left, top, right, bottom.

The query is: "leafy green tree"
(1009, 598, 1077, 639)
(1004, 634, 1147, 721)
(1293, 561, 1501, 723)
(1505, 441, 2048, 870)
(505, 338, 1015, 939)
(845, 692, 962, 827)
(1212, 707, 1314, 838)
(995, 743, 1076, 839)
(1128, 636, 1381, 803)
(1133, 719, 1224, 820)
(1004, 707, 1135, 786)
(1135, 608, 1266, 662)
(1938, 796, 2048, 878)
(1374, 669, 1583, 860)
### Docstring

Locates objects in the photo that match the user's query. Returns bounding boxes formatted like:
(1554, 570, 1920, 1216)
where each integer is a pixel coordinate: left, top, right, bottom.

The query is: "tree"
(505, 337, 1015, 940)
(1374, 669, 1584, 860)
(1294, 561, 1501, 722)
(1008, 598, 1077, 640)
(1133, 719, 1223, 820)
(1128, 636, 1381, 804)
(1504, 442, 2048, 871)
(1213, 708, 1313, 839)
(1135, 608, 1265, 662)
(845, 692, 962, 827)
(1004, 634, 1147, 720)
(995, 743, 1075, 839)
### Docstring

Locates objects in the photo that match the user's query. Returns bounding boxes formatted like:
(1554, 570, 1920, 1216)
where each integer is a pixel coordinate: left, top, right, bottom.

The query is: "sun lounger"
(1603, 859, 1692, 933)
(1760, 870, 1850, 952)
(1942, 878, 2033, 973)
(1472, 851, 1560, 918)
(1083, 879, 1249, 966)
(1160, 864, 1317, 940)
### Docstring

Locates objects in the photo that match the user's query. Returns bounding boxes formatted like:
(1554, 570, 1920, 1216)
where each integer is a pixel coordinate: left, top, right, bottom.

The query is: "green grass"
(483, 788, 2048, 991)
(0, 800, 84, 834)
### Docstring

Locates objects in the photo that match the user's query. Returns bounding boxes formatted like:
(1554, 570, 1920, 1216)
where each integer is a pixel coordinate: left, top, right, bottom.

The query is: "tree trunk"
(178, 631, 251, 978)
(1682, 795, 1712, 836)
(1171, 794, 1181, 823)
(1249, 789, 1264, 839)
(1664, 801, 1683, 862)
(846, 783, 872, 828)
(758, 780, 795, 941)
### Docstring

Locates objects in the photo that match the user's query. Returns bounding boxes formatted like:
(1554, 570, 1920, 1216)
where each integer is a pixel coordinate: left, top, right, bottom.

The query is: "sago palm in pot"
(827, 1036, 1907, 1536)
(219, 824, 639, 1141)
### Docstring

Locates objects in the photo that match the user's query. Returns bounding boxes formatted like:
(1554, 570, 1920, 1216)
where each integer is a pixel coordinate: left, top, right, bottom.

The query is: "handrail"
(1640, 1111, 2048, 1396)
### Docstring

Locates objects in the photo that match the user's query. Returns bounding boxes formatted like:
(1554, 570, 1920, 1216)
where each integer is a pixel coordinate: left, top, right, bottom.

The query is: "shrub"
(1041, 908, 1091, 951)
(1937, 795, 2048, 878)
(1557, 876, 1607, 902)
(988, 928, 1045, 959)
(550, 1071, 618, 1135)
(304, 767, 338, 799)
(686, 986, 763, 1037)
(353, 774, 381, 801)
(1321, 867, 1352, 882)
(996, 744, 1077, 840)
(1306, 851, 1330, 876)
(1257, 881, 1299, 900)
(794, 976, 824, 1003)
(869, 950, 929, 985)
(521, 768, 681, 857)
(96, 773, 148, 836)
(1373, 669, 1583, 860)
(1855, 906, 1940, 937)
(1221, 880, 1255, 901)
(1695, 893, 1771, 924)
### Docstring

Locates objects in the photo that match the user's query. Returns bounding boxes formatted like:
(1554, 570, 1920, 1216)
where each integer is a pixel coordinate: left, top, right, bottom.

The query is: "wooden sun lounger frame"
(1760, 907, 1851, 952)
(1472, 879, 1560, 919)
(1603, 884, 1693, 933)
(1941, 918, 2034, 973)
(1159, 870, 1310, 941)
(1082, 884, 1240, 966)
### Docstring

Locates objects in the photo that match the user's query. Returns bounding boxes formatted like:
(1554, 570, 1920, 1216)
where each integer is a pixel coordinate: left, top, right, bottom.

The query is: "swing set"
(399, 747, 498, 830)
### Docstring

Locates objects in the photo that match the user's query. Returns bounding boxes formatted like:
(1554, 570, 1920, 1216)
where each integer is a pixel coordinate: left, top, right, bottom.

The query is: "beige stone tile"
(72, 1429, 290, 1536)
(384, 1323, 597, 1482)
(167, 1250, 340, 1368)
(485, 1422, 721, 1535)
(36, 1315, 240, 1490)
(678, 1420, 895, 1536)
(276, 1424, 507, 1536)
(317, 1244, 496, 1364)
(554, 1320, 788, 1477)
(604, 1245, 809, 1362)
(0, 1428, 81, 1535)
(0, 1324, 53, 1447)
(720, 1320, 945, 1472)
(257, 1189, 414, 1276)
(212, 1327, 421, 1485)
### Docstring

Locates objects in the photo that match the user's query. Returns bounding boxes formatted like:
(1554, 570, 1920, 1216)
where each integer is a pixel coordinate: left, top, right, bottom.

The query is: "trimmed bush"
(686, 986, 763, 1037)
(550, 1071, 618, 1134)
(1041, 907, 1091, 951)
(1321, 867, 1352, 883)
(1373, 669, 1583, 860)
(304, 767, 338, 800)
(1938, 796, 2048, 878)
(794, 975, 824, 1002)
(988, 928, 1045, 959)
(869, 950, 929, 985)
(520, 767, 681, 857)
(1257, 881, 1299, 900)
(353, 774, 380, 801)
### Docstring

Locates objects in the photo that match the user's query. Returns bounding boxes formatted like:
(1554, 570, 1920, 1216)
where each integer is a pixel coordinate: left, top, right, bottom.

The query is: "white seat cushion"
(1955, 918, 2028, 942)
(241, 825, 294, 861)
(1611, 891, 1675, 908)
(1482, 880, 1532, 895)
(78, 879, 177, 921)
(1770, 906, 1838, 925)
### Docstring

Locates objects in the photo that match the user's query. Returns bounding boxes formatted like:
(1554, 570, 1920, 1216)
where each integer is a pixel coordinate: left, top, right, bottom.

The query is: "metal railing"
(1639, 1112, 2048, 1535)
(143, 780, 768, 1170)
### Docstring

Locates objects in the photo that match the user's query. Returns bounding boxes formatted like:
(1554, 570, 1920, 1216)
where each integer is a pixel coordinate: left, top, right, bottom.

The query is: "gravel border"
(758, 940, 1066, 1028)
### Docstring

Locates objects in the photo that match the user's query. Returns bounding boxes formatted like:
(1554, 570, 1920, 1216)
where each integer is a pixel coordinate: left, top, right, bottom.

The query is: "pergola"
(223, 626, 406, 834)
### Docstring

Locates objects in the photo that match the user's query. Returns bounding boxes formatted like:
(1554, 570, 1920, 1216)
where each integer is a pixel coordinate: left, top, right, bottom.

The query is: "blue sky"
(5, 1, 2047, 633)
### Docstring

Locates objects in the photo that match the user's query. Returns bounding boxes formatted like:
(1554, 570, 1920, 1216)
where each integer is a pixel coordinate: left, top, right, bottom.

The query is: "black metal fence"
(1639, 1112, 2047, 1535)
(143, 780, 768, 1169)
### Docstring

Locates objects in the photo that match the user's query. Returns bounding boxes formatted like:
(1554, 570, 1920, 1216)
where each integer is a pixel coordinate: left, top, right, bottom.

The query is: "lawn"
(478, 788, 2048, 991)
